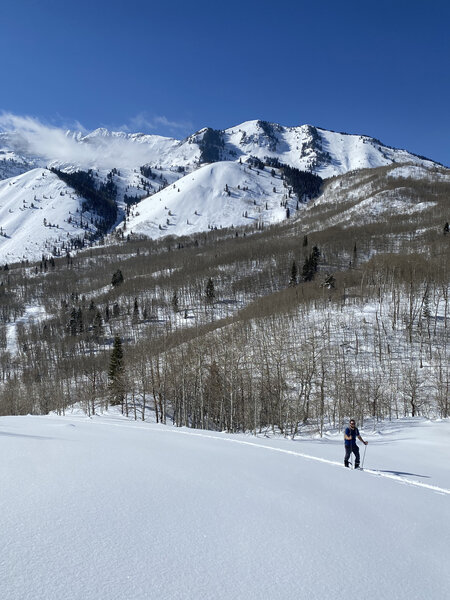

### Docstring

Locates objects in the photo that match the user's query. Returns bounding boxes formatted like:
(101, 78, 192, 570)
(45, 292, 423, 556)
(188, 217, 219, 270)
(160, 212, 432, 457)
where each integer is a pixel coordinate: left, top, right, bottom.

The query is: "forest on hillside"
(0, 165, 449, 433)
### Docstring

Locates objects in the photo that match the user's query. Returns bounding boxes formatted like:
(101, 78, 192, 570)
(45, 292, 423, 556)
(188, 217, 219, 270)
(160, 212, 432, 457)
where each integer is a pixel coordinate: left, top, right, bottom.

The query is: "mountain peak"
(0, 117, 444, 263)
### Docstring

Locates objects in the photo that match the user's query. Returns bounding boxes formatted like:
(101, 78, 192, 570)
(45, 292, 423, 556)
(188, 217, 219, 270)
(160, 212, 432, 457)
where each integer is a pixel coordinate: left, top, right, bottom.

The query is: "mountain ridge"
(0, 118, 446, 263)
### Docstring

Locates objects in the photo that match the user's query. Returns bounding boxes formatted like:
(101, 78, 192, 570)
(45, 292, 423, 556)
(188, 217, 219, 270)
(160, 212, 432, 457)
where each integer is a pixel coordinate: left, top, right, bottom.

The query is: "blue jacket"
(344, 426, 359, 446)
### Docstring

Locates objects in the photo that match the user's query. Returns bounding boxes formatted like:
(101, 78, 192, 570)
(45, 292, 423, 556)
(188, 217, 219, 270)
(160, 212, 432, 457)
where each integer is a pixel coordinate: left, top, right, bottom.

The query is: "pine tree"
(302, 257, 313, 281)
(76, 307, 83, 333)
(423, 287, 431, 323)
(111, 269, 124, 287)
(302, 246, 321, 282)
(132, 297, 140, 323)
(171, 290, 179, 313)
(310, 246, 320, 270)
(69, 307, 78, 336)
(205, 278, 215, 304)
(352, 242, 358, 268)
(92, 310, 104, 342)
(108, 336, 125, 407)
(289, 260, 298, 286)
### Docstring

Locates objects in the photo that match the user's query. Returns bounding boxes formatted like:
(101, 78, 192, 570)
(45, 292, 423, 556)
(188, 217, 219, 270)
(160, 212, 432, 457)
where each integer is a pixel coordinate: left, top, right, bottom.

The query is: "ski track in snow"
(3, 413, 449, 600)
(94, 420, 450, 497)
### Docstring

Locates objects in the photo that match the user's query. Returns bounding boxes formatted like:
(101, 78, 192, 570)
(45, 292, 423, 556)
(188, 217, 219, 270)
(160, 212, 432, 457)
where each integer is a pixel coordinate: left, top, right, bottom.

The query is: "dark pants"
(344, 444, 360, 468)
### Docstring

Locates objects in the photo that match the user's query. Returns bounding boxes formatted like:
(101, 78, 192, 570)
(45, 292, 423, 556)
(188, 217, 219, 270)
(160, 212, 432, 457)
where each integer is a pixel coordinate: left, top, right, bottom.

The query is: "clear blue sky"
(1, 0, 449, 165)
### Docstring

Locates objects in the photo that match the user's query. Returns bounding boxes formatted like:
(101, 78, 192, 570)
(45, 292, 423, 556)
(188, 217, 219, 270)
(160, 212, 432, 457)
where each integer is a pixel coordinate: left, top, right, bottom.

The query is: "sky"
(0, 0, 449, 166)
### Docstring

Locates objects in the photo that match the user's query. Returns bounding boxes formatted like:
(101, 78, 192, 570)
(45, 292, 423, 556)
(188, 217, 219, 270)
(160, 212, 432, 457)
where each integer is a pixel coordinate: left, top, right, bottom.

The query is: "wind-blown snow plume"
(0, 112, 176, 170)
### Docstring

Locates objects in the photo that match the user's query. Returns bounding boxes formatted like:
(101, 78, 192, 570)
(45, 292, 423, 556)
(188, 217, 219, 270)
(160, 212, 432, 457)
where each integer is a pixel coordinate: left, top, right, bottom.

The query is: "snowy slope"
(298, 162, 450, 230)
(77, 128, 199, 170)
(0, 163, 188, 264)
(125, 161, 293, 238)
(0, 414, 449, 600)
(219, 121, 438, 177)
(1, 119, 439, 181)
(0, 118, 443, 261)
(0, 168, 99, 264)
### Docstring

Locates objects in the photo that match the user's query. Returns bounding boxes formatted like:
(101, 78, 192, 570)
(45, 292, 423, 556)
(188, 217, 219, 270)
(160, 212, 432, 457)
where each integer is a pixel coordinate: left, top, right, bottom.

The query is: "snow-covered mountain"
(1, 119, 439, 180)
(191, 120, 438, 178)
(0, 119, 444, 263)
(125, 161, 294, 239)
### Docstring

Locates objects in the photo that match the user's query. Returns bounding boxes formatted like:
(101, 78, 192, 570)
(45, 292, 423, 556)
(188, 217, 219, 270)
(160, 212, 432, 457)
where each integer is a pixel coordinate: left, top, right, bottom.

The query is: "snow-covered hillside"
(1, 413, 449, 600)
(300, 162, 450, 230)
(0, 117, 444, 263)
(0, 163, 186, 264)
(125, 161, 293, 238)
(0, 169, 100, 264)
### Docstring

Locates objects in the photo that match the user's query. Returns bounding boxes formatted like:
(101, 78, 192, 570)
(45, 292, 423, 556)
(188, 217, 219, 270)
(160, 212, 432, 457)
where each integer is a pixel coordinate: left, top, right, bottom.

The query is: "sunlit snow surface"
(1, 414, 449, 599)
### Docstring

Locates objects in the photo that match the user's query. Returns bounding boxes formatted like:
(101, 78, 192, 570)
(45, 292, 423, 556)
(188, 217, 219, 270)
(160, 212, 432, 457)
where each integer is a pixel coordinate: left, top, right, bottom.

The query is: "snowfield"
(1, 414, 449, 600)
(0, 169, 93, 264)
(125, 161, 291, 239)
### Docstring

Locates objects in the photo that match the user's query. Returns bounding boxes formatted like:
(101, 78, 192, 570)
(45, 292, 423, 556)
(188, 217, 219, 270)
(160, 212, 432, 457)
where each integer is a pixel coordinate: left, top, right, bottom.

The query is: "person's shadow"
(378, 469, 429, 479)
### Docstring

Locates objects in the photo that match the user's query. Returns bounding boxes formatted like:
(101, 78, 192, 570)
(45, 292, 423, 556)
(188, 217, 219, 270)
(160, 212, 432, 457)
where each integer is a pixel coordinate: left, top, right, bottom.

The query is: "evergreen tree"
(352, 242, 358, 268)
(69, 307, 78, 336)
(132, 297, 140, 324)
(111, 269, 124, 287)
(76, 307, 83, 333)
(302, 246, 321, 282)
(423, 287, 431, 323)
(108, 336, 125, 407)
(310, 246, 321, 271)
(92, 310, 104, 342)
(88, 300, 96, 321)
(171, 290, 179, 313)
(289, 260, 298, 287)
(205, 278, 215, 304)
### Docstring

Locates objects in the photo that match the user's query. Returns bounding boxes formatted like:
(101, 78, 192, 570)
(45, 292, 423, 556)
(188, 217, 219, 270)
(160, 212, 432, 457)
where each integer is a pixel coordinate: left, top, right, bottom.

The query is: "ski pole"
(361, 444, 367, 469)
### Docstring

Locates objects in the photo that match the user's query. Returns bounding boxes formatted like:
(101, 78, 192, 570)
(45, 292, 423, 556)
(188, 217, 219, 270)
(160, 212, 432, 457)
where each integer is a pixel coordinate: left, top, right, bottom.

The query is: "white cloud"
(124, 112, 193, 134)
(0, 112, 187, 170)
(152, 115, 193, 131)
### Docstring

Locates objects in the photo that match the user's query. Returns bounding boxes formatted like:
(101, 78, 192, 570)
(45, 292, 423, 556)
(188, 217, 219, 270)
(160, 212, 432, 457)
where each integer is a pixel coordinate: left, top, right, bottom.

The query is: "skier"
(344, 419, 368, 469)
